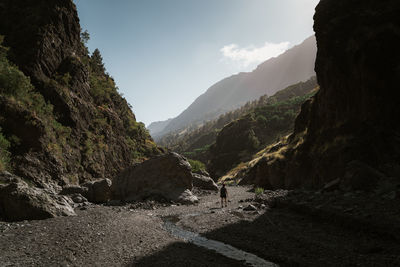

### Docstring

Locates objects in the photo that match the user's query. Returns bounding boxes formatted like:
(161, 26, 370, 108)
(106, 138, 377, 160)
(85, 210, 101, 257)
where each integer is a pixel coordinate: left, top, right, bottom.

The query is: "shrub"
(188, 159, 206, 173)
(255, 187, 264, 196)
(0, 129, 10, 171)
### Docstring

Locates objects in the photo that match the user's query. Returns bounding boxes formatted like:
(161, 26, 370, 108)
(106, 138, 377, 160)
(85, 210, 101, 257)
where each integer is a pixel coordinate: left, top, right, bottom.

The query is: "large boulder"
(81, 178, 112, 204)
(192, 173, 218, 191)
(112, 152, 196, 204)
(0, 173, 76, 221)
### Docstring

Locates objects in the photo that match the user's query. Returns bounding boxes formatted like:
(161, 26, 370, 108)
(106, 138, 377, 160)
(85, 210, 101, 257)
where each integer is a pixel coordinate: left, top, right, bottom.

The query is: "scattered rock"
(321, 178, 341, 192)
(82, 178, 112, 203)
(243, 204, 257, 211)
(0, 175, 76, 221)
(71, 194, 87, 204)
(192, 173, 218, 191)
(177, 189, 199, 205)
(112, 152, 196, 204)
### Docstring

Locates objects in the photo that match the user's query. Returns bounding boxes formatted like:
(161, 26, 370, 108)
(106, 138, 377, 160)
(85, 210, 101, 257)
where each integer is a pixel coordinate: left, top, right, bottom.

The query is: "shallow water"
(163, 216, 278, 267)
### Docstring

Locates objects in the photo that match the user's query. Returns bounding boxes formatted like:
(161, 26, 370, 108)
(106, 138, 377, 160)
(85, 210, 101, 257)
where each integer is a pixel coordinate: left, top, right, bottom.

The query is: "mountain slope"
(158, 77, 317, 165)
(153, 36, 317, 139)
(147, 119, 172, 136)
(0, 0, 161, 188)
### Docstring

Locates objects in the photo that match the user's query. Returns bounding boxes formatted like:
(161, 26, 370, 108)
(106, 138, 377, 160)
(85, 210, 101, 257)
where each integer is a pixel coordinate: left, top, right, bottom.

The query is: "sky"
(74, 0, 320, 126)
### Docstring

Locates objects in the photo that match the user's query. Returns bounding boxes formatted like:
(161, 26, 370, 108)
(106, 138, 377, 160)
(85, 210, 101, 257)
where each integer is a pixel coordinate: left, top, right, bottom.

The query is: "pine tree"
(90, 48, 105, 75)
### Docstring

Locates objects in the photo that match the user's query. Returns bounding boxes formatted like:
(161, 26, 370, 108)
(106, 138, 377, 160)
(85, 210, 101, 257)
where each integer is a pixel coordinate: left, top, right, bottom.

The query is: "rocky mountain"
(0, 0, 161, 190)
(147, 118, 172, 136)
(159, 77, 317, 167)
(208, 78, 318, 179)
(238, 0, 400, 191)
(152, 35, 317, 139)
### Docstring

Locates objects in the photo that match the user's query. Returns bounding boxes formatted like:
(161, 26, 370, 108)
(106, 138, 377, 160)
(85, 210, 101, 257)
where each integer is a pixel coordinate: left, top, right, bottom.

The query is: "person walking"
(220, 183, 228, 208)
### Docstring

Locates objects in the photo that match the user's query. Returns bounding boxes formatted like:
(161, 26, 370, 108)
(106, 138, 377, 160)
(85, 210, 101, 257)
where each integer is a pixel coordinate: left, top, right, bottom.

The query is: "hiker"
(220, 183, 228, 208)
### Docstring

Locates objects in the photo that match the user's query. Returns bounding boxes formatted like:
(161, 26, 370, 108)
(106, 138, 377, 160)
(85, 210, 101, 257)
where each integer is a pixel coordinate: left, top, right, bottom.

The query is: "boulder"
(243, 204, 257, 211)
(60, 185, 88, 196)
(81, 178, 112, 203)
(343, 161, 385, 191)
(0, 174, 76, 221)
(177, 189, 199, 205)
(192, 173, 218, 191)
(112, 152, 195, 204)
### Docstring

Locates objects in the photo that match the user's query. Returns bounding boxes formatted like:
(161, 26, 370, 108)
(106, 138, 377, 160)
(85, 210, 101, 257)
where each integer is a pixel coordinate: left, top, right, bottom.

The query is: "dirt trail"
(1, 186, 399, 266)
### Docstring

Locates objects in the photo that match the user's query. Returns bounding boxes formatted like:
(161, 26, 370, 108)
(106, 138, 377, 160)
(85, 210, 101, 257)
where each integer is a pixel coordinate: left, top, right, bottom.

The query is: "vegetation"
(158, 77, 318, 166)
(255, 187, 264, 196)
(0, 128, 10, 171)
(188, 159, 206, 173)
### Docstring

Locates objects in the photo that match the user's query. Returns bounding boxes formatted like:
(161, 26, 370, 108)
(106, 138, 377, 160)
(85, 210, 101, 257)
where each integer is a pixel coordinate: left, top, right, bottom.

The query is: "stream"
(162, 216, 279, 267)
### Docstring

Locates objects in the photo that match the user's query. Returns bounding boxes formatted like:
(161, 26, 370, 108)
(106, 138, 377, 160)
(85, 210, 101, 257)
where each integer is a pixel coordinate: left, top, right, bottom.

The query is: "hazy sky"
(74, 0, 319, 126)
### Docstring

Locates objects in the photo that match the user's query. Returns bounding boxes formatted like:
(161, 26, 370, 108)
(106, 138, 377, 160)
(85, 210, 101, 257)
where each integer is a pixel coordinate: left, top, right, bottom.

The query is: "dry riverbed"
(0, 186, 399, 266)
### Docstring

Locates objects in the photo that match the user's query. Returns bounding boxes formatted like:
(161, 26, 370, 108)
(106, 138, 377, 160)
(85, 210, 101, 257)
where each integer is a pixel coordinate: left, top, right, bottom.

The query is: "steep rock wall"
(241, 0, 400, 189)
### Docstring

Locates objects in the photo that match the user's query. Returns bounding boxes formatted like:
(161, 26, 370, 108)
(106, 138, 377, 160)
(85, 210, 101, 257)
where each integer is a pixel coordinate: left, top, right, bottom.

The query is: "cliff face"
(241, 0, 400, 189)
(0, 0, 160, 188)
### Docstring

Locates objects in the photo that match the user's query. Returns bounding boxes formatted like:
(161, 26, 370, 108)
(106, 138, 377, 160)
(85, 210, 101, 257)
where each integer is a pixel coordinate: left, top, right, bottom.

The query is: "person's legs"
(221, 197, 223, 208)
(224, 198, 227, 207)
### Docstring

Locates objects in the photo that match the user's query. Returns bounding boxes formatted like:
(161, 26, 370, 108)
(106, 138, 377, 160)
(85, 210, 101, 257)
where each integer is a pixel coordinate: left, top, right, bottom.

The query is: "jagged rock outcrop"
(0, 0, 160, 190)
(241, 0, 400, 190)
(0, 172, 76, 221)
(112, 153, 198, 204)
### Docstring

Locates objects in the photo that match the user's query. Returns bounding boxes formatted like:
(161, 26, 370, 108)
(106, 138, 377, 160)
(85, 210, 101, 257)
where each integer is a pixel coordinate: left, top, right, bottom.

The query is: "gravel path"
(1, 186, 399, 266)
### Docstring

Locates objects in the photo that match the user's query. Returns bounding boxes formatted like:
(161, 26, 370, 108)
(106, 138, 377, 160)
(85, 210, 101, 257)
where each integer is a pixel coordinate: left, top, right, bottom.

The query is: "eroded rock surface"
(112, 153, 196, 204)
(0, 172, 75, 221)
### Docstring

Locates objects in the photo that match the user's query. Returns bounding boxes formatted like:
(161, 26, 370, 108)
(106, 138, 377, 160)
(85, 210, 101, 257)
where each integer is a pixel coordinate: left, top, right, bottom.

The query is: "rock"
(60, 185, 88, 196)
(192, 173, 218, 191)
(112, 152, 196, 204)
(81, 178, 112, 204)
(0, 176, 76, 221)
(70, 194, 87, 204)
(195, 169, 210, 177)
(177, 189, 199, 205)
(344, 161, 385, 191)
(243, 204, 257, 211)
(321, 178, 341, 192)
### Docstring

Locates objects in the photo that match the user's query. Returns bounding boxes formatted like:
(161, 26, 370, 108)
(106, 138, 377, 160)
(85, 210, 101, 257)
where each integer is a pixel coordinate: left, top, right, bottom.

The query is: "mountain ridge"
(150, 35, 317, 139)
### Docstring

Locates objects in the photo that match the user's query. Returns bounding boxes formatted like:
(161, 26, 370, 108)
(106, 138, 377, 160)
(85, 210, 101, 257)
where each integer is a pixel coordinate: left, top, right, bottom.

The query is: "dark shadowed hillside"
(0, 0, 161, 188)
(238, 0, 400, 191)
(152, 36, 317, 139)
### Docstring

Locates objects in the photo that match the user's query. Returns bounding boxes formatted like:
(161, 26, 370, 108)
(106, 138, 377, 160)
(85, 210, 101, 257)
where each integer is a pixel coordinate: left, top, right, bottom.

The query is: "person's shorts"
(220, 195, 227, 198)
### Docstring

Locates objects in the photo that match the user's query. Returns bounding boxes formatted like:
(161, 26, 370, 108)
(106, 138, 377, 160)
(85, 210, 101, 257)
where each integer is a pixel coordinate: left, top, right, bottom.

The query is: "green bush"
(0, 128, 10, 171)
(255, 187, 264, 196)
(188, 159, 206, 173)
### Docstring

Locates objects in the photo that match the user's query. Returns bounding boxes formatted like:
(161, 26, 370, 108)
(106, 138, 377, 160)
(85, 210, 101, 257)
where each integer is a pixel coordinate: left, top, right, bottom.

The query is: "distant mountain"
(147, 119, 172, 136)
(152, 35, 317, 139)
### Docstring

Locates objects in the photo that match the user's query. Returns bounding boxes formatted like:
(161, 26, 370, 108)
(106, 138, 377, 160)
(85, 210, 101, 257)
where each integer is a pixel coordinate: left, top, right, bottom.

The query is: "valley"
(1, 0, 400, 266)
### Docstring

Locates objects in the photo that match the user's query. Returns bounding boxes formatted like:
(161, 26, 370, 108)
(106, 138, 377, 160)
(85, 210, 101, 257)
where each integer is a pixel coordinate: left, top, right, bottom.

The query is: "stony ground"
(0, 186, 399, 266)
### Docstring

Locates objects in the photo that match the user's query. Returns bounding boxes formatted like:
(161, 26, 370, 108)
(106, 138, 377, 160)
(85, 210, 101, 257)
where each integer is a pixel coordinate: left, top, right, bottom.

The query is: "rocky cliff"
(241, 0, 400, 190)
(0, 0, 161, 189)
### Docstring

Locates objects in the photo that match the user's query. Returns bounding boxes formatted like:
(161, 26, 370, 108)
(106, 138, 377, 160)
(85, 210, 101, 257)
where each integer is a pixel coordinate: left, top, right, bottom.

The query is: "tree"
(90, 48, 105, 75)
(80, 30, 90, 45)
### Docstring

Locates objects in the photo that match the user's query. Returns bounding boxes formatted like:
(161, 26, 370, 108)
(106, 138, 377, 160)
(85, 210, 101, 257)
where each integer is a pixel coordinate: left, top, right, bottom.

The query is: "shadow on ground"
(131, 199, 400, 267)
